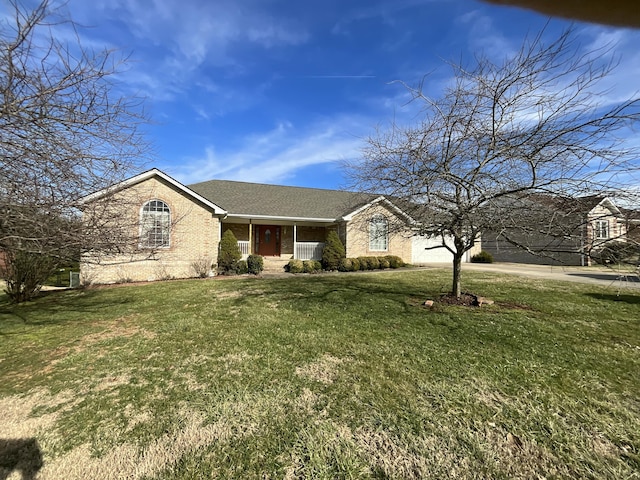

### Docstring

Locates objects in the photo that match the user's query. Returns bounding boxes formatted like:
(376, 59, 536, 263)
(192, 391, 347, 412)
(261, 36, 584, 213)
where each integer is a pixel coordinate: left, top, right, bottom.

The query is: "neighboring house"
(482, 195, 628, 266)
(622, 207, 640, 244)
(81, 168, 461, 284)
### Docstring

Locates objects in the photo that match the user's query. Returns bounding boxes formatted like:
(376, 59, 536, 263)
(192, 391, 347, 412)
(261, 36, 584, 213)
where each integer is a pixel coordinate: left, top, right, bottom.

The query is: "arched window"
(140, 200, 171, 248)
(369, 214, 388, 251)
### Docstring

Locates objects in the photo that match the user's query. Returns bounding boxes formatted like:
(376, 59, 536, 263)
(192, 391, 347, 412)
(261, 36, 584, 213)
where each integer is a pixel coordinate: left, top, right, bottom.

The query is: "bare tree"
(346, 27, 640, 298)
(0, 0, 149, 302)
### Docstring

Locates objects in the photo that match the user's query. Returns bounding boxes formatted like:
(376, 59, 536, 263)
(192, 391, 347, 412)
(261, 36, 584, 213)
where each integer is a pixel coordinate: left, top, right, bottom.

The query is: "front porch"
(222, 222, 330, 260)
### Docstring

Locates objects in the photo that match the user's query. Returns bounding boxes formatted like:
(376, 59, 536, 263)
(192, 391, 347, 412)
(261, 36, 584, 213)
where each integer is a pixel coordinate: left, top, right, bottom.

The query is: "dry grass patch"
(49, 315, 154, 368)
(38, 408, 234, 480)
(295, 354, 349, 385)
(0, 388, 75, 438)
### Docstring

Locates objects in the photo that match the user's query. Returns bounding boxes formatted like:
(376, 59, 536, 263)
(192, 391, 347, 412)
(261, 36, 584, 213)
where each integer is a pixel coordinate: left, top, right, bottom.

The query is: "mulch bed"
(438, 292, 479, 307)
(410, 292, 533, 310)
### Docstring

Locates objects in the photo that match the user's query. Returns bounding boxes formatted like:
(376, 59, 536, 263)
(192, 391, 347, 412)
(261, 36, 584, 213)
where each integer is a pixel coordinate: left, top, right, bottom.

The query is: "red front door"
(255, 225, 280, 256)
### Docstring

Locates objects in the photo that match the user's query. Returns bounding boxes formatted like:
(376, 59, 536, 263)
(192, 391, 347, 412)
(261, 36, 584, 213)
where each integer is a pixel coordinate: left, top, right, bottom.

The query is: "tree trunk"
(452, 252, 463, 298)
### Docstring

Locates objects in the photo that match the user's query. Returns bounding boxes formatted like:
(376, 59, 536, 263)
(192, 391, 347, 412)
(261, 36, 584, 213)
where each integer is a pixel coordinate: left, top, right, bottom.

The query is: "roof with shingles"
(529, 194, 619, 215)
(188, 179, 378, 220)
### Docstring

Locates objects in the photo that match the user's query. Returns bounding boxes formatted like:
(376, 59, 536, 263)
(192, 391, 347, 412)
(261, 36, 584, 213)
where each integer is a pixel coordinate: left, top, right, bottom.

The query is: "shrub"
(322, 231, 346, 270)
(378, 257, 390, 269)
(191, 256, 212, 278)
(471, 250, 494, 263)
(350, 258, 361, 271)
(304, 260, 322, 273)
(357, 257, 369, 270)
(1, 251, 57, 302)
(386, 255, 404, 268)
(247, 255, 264, 275)
(367, 256, 381, 270)
(286, 259, 304, 273)
(236, 260, 249, 274)
(218, 229, 242, 274)
(338, 258, 353, 272)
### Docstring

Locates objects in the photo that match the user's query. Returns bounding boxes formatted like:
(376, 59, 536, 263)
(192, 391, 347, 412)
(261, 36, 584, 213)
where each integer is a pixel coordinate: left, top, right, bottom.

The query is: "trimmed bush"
(286, 259, 304, 273)
(303, 260, 322, 273)
(356, 257, 369, 271)
(236, 260, 249, 274)
(322, 231, 346, 271)
(378, 257, 390, 269)
(218, 229, 242, 274)
(247, 255, 264, 275)
(471, 250, 494, 263)
(386, 255, 404, 268)
(350, 258, 361, 271)
(367, 256, 381, 270)
(338, 258, 352, 272)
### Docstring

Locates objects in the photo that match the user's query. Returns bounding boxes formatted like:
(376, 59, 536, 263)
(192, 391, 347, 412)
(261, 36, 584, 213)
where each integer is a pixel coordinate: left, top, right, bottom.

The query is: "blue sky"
(13, 1, 640, 189)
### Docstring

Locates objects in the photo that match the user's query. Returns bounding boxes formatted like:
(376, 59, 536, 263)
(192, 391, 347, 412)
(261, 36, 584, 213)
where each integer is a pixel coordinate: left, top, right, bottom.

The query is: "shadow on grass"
(585, 292, 640, 305)
(568, 272, 640, 283)
(0, 438, 43, 480)
(0, 287, 137, 329)
(229, 272, 435, 316)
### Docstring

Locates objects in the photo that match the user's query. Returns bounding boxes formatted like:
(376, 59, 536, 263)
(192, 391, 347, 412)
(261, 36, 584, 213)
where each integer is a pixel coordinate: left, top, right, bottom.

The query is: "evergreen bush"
(286, 259, 304, 273)
(338, 258, 353, 272)
(350, 258, 361, 271)
(386, 255, 404, 268)
(236, 260, 249, 274)
(378, 257, 390, 269)
(247, 255, 264, 275)
(357, 257, 369, 271)
(218, 229, 242, 274)
(471, 250, 494, 263)
(322, 231, 346, 270)
(302, 260, 322, 273)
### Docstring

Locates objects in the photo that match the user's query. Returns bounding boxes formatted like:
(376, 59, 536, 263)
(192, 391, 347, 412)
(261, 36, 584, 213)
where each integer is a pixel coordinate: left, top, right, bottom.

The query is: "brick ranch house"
(80, 169, 474, 284)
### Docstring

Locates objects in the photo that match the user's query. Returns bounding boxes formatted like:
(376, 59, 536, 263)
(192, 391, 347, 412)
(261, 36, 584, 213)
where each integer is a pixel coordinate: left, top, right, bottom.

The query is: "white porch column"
(249, 220, 253, 255)
(293, 224, 297, 259)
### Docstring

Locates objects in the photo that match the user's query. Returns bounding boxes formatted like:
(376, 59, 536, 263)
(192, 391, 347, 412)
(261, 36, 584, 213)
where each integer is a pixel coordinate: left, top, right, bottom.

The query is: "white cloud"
(456, 10, 516, 61)
(67, 0, 309, 100)
(170, 116, 367, 185)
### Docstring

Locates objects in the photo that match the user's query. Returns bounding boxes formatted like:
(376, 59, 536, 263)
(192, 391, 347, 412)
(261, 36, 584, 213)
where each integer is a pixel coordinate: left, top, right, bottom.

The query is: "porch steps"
(261, 257, 290, 274)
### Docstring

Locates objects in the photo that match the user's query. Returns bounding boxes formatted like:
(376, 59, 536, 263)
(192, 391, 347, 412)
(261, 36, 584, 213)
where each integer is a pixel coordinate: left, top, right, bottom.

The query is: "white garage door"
(411, 235, 457, 264)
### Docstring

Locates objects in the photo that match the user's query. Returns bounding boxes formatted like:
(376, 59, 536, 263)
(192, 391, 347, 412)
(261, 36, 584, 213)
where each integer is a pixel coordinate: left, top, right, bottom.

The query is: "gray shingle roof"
(188, 179, 377, 220)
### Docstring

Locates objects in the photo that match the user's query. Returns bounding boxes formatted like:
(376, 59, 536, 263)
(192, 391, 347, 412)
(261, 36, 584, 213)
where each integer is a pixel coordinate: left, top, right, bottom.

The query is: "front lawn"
(1, 270, 638, 479)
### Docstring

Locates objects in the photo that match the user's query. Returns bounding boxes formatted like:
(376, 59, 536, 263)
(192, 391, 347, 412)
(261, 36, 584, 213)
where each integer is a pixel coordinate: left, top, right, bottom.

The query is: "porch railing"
(296, 241, 324, 260)
(237, 241, 250, 256)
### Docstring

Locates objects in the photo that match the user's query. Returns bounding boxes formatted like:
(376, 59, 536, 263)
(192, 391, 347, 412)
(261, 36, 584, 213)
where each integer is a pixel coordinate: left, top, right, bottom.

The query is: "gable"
(346, 200, 415, 228)
(81, 169, 226, 215)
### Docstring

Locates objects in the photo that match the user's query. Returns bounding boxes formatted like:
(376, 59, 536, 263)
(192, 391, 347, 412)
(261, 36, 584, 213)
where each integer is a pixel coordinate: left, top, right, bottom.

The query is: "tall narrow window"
(369, 214, 388, 251)
(140, 200, 171, 248)
(595, 220, 609, 239)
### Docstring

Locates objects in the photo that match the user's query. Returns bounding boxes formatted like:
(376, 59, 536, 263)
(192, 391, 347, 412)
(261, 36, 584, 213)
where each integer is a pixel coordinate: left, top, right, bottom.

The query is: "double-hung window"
(595, 220, 609, 239)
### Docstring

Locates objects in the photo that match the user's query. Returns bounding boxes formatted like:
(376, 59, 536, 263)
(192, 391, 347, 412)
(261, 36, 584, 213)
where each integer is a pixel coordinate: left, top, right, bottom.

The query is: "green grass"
(1, 270, 639, 479)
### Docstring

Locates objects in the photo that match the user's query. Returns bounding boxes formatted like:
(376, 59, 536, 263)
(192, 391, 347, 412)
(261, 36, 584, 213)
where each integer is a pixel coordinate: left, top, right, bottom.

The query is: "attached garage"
(411, 235, 471, 264)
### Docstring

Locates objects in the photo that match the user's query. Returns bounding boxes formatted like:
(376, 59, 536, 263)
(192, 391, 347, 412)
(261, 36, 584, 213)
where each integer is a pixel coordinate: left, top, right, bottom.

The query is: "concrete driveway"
(456, 262, 640, 289)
